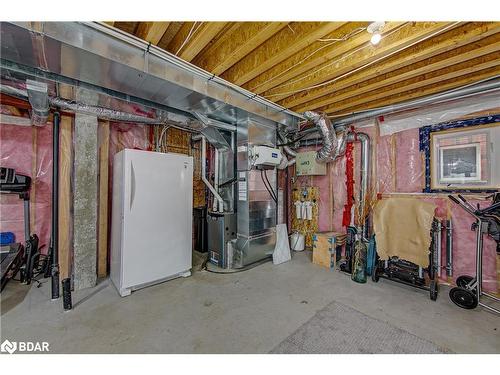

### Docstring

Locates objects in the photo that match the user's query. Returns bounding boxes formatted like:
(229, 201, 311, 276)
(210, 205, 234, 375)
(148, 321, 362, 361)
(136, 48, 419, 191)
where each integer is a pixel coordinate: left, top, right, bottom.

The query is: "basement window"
(429, 123, 500, 191)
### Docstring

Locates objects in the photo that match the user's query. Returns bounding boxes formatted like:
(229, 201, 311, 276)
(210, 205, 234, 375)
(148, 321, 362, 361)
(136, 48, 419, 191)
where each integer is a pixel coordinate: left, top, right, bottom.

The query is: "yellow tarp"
(373, 198, 436, 267)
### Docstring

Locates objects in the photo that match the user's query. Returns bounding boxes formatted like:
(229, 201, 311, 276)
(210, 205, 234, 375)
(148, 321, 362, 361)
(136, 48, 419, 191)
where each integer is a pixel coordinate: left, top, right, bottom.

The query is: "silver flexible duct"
(50, 97, 162, 124)
(303, 111, 337, 163)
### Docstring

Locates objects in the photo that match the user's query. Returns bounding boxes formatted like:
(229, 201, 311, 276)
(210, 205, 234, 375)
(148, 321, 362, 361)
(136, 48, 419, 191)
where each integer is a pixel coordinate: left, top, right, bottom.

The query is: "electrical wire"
(263, 23, 411, 98)
(261, 169, 277, 203)
(264, 22, 460, 99)
(251, 27, 367, 93)
(175, 22, 203, 56)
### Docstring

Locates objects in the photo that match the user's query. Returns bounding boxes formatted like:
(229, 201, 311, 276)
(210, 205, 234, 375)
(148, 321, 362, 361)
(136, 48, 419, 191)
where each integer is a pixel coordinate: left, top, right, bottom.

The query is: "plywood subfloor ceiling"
(106, 21, 500, 117)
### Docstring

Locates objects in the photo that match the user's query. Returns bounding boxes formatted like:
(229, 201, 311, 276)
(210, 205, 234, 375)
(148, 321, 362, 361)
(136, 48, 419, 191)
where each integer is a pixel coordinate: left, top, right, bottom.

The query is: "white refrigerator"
(110, 149, 193, 297)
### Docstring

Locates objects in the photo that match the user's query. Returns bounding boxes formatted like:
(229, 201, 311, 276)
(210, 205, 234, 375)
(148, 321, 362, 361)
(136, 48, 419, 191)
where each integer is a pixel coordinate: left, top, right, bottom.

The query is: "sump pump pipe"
(201, 136, 224, 213)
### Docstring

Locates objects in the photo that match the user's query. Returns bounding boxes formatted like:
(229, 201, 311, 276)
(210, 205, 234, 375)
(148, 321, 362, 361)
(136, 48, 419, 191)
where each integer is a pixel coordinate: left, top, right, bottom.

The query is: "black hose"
(260, 169, 277, 203)
(51, 112, 60, 300)
(202, 256, 272, 274)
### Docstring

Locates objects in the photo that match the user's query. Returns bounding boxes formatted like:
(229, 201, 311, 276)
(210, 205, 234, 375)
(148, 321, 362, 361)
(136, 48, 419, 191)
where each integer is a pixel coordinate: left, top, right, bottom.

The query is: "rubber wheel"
(449, 287, 478, 309)
(372, 265, 379, 282)
(429, 280, 438, 301)
(456, 275, 474, 289)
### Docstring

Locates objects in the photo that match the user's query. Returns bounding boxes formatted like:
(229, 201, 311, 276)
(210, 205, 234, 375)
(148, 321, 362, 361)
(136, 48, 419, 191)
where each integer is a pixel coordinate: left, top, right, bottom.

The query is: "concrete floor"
(1, 251, 499, 353)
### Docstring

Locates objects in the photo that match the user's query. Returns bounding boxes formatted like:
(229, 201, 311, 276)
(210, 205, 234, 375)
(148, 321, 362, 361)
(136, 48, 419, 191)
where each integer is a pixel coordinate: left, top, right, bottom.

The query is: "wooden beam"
(272, 22, 460, 107)
(300, 39, 500, 112)
(221, 22, 346, 86)
(193, 22, 289, 75)
(136, 22, 171, 45)
(326, 66, 500, 116)
(293, 25, 500, 111)
(104, 21, 115, 27)
(97, 121, 110, 278)
(244, 22, 369, 94)
(30, 127, 37, 236)
(157, 22, 184, 51)
(58, 115, 72, 280)
(177, 22, 228, 62)
(321, 56, 500, 114)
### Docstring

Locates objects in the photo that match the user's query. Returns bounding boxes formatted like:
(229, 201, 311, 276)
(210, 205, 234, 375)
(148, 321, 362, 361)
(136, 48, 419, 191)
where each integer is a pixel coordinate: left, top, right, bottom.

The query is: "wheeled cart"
(371, 219, 440, 301)
(448, 194, 500, 314)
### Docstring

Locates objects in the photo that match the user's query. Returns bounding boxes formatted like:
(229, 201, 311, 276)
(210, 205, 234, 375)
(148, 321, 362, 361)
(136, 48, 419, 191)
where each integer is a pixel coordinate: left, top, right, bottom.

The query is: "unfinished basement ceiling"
(108, 21, 500, 117)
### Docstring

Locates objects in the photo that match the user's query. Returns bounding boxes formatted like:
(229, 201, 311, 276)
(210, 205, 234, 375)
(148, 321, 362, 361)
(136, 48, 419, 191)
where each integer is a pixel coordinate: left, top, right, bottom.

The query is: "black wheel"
(429, 280, 438, 301)
(372, 265, 379, 282)
(449, 287, 478, 309)
(456, 275, 474, 289)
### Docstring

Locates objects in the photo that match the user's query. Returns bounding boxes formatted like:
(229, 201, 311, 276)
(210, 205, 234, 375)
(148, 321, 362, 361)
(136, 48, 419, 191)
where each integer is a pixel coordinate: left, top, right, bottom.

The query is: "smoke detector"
(367, 21, 385, 45)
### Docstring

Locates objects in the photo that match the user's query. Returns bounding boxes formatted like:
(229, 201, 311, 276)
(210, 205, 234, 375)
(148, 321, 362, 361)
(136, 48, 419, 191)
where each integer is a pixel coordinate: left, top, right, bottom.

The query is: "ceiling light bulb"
(371, 33, 381, 45)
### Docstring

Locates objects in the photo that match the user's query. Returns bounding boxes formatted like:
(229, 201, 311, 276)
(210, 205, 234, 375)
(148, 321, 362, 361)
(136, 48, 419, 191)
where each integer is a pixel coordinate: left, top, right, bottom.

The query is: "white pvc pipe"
(201, 137, 224, 213)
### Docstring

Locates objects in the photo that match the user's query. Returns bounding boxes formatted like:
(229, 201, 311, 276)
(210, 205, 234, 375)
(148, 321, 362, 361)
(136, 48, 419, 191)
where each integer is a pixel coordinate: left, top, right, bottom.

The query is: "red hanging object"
(342, 142, 354, 227)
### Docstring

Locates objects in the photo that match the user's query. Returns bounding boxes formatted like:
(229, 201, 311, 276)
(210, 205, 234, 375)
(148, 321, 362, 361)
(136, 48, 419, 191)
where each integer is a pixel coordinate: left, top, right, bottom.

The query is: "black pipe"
(51, 112, 60, 300)
(62, 278, 72, 311)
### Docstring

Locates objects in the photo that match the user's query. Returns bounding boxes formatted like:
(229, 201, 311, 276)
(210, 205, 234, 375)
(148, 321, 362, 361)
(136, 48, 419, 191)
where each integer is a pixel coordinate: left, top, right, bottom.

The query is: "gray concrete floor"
(1, 251, 499, 353)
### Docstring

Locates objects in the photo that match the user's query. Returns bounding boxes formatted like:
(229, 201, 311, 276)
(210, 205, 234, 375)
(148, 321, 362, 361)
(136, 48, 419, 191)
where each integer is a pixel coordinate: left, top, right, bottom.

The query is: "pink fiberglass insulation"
(296, 121, 497, 292)
(450, 199, 497, 292)
(376, 133, 392, 193)
(0, 123, 52, 252)
(395, 128, 424, 192)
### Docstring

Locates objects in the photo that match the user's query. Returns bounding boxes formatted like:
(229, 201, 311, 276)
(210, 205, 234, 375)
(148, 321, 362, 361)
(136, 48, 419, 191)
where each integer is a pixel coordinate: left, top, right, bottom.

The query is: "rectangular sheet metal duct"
(0, 22, 301, 130)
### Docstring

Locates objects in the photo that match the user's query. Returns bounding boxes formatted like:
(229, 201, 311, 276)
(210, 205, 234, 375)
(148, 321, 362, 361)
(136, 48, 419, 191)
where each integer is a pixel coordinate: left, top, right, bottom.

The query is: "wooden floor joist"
(273, 22, 459, 107)
(221, 22, 346, 86)
(107, 20, 500, 122)
(322, 56, 500, 114)
(328, 65, 500, 116)
(296, 34, 500, 112)
(136, 22, 171, 45)
(193, 22, 289, 75)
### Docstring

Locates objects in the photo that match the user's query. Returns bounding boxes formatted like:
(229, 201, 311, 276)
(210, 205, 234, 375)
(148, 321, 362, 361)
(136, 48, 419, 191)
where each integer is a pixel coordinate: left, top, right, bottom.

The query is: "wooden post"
(30, 127, 37, 233)
(58, 115, 72, 280)
(97, 121, 110, 278)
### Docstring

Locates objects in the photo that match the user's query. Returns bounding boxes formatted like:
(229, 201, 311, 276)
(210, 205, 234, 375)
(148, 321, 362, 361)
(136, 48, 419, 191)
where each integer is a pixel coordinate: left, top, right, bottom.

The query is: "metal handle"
(130, 161, 136, 211)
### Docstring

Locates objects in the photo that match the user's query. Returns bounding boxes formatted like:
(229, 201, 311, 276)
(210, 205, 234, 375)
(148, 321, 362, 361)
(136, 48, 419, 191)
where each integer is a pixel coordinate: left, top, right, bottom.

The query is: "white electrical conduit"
(201, 136, 224, 213)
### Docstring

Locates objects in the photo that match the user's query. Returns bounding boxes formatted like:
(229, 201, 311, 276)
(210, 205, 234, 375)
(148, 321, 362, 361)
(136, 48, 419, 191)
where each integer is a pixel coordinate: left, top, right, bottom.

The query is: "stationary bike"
(448, 193, 500, 314)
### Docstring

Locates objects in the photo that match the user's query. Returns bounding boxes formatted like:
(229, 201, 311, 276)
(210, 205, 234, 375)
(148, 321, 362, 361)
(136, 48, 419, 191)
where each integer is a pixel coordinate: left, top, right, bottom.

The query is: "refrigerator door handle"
(130, 161, 136, 211)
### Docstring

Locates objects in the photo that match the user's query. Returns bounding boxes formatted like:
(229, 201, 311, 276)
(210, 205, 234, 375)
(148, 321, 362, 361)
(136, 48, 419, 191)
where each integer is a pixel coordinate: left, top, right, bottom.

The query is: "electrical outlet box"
(295, 151, 326, 176)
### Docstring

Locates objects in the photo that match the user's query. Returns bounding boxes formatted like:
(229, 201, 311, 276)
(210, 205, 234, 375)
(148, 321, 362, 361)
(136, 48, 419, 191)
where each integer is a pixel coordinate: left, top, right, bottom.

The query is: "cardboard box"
(312, 232, 344, 269)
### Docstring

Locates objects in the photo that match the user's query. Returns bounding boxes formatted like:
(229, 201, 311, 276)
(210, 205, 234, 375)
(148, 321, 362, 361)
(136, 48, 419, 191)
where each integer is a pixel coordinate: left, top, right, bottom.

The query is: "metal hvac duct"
(332, 76, 500, 126)
(0, 21, 302, 130)
(26, 80, 49, 125)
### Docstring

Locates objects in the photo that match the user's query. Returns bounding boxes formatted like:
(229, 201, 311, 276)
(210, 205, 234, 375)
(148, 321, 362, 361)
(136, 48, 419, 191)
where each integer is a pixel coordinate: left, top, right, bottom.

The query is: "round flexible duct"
(303, 111, 337, 163)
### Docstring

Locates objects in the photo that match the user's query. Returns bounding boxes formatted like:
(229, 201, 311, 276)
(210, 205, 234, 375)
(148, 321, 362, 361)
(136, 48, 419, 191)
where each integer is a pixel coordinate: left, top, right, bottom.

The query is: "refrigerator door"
(121, 150, 193, 289)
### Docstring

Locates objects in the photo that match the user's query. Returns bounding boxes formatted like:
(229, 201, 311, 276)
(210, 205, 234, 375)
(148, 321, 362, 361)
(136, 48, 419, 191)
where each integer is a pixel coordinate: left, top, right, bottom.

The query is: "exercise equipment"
(448, 193, 500, 314)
